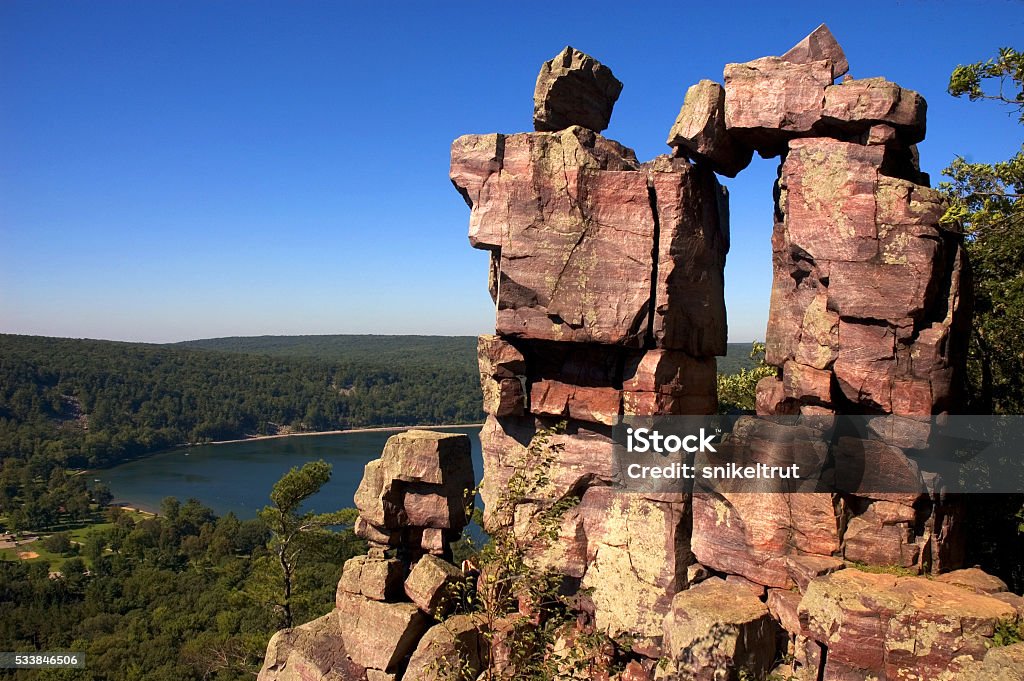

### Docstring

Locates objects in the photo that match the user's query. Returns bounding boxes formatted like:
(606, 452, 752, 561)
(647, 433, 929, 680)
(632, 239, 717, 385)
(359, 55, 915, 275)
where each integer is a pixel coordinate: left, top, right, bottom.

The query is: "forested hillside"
(0, 334, 483, 471)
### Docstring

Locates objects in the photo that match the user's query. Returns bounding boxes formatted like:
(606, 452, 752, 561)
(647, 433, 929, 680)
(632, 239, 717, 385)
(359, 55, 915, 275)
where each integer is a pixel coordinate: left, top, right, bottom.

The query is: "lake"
(96, 426, 484, 519)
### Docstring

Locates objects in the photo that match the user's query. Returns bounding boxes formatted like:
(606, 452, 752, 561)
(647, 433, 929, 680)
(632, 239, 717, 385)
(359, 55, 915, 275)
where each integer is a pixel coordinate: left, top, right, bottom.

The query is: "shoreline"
(77, 422, 484, 475)
(100, 424, 484, 517)
(178, 422, 484, 448)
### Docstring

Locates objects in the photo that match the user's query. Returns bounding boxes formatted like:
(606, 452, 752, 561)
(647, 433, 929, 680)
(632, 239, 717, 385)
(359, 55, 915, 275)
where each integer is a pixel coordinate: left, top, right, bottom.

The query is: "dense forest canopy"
(0, 333, 487, 471)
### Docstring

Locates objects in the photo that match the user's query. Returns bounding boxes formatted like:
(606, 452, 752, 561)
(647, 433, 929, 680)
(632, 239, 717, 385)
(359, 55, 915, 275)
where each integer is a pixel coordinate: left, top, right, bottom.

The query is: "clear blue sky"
(2, 1, 1022, 344)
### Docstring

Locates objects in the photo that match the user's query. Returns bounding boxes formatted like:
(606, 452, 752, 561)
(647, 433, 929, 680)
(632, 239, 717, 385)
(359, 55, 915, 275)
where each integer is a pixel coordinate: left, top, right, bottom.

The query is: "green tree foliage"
(940, 47, 1024, 415)
(941, 47, 1024, 593)
(0, 494, 363, 680)
(254, 461, 362, 629)
(0, 333, 482, 468)
(716, 342, 776, 413)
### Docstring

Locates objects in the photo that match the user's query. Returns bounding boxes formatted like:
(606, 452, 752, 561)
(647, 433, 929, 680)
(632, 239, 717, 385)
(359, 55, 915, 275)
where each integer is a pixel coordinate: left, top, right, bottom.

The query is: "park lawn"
(0, 507, 149, 572)
(0, 541, 68, 572)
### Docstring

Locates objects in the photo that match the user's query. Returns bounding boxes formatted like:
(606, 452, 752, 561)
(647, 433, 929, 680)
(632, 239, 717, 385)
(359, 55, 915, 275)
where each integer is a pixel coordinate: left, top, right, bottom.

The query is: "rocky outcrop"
(667, 80, 752, 177)
(798, 569, 1016, 680)
(258, 430, 476, 681)
(257, 613, 364, 681)
(263, 23, 1018, 681)
(354, 430, 474, 559)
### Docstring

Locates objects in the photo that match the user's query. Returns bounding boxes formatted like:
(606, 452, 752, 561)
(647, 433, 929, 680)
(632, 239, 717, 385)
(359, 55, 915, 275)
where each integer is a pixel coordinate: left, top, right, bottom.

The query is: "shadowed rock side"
(533, 46, 623, 133)
(261, 25, 1019, 681)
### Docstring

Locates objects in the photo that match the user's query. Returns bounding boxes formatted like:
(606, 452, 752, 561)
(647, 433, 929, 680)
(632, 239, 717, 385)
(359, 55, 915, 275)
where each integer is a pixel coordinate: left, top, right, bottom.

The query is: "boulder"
(337, 555, 405, 602)
(660, 577, 776, 680)
(934, 567, 1009, 594)
(403, 614, 489, 681)
(666, 80, 752, 177)
(533, 46, 623, 133)
(779, 138, 884, 264)
(780, 23, 849, 80)
(822, 77, 927, 144)
(691, 490, 839, 588)
(723, 57, 832, 156)
(257, 613, 363, 681)
(453, 128, 653, 346)
(404, 554, 465, 616)
(354, 430, 474, 552)
(579, 487, 691, 641)
(529, 379, 621, 426)
(953, 643, 1024, 681)
(335, 592, 430, 673)
(798, 569, 1016, 680)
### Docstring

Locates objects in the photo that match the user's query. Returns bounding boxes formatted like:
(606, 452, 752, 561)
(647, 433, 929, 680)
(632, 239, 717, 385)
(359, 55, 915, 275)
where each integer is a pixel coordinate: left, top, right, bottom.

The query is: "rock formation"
(261, 30, 1021, 681)
(257, 430, 480, 681)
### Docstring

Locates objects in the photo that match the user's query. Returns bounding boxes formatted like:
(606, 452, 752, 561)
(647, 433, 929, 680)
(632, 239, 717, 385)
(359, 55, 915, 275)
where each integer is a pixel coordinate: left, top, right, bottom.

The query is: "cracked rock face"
(451, 127, 728, 351)
(798, 570, 1016, 680)
(761, 136, 969, 419)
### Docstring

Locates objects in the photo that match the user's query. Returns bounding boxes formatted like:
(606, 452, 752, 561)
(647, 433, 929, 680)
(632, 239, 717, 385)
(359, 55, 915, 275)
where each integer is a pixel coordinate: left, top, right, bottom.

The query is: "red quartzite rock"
(952, 643, 1024, 681)
(529, 379, 621, 426)
(691, 490, 840, 588)
(451, 128, 728, 353)
(477, 414, 618, 529)
(645, 155, 730, 356)
(337, 555, 405, 602)
(780, 23, 850, 80)
(934, 567, 1009, 595)
(660, 577, 776, 680)
(533, 46, 623, 133)
(404, 554, 465, 616)
(622, 349, 718, 416)
(335, 593, 429, 674)
(765, 135, 968, 417)
(785, 554, 845, 592)
(478, 335, 527, 417)
(666, 79, 753, 177)
(354, 430, 474, 555)
(822, 77, 927, 144)
(257, 613, 365, 681)
(798, 569, 1016, 680)
(723, 56, 832, 156)
(579, 486, 692, 641)
(452, 127, 653, 346)
(403, 614, 489, 681)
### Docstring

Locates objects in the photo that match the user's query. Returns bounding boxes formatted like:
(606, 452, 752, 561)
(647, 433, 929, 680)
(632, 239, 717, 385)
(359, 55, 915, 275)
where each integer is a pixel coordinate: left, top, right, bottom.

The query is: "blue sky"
(2, 1, 1022, 344)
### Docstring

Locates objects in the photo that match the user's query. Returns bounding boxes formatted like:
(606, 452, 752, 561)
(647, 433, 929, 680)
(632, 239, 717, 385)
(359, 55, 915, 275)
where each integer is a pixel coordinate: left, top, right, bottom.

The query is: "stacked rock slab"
(258, 430, 485, 681)
(452, 46, 725, 646)
(674, 26, 970, 611)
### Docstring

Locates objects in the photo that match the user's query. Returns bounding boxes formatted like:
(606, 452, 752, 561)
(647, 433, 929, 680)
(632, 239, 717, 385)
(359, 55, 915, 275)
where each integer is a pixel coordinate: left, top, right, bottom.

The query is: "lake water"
(96, 426, 484, 519)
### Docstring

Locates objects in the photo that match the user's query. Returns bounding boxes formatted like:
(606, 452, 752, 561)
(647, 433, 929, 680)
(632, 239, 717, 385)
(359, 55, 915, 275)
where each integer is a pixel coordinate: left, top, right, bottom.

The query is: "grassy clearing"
(0, 507, 148, 572)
